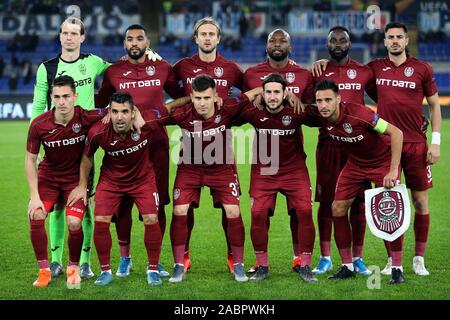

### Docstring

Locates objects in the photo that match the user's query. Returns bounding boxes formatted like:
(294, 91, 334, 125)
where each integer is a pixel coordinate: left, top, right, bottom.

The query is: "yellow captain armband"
(373, 118, 388, 133)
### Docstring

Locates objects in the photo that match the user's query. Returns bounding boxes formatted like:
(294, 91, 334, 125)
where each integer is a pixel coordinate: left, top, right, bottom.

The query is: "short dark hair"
(110, 92, 134, 110)
(384, 22, 408, 34)
(314, 79, 339, 95)
(125, 24, 147, 35)
(192, 74, 216, 92)
(262, 73, 287, 90)
(329, 25, 350, 35)
(52, 75, 76, 93)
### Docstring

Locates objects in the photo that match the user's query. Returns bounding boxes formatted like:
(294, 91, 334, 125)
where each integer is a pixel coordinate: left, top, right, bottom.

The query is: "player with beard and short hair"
(233, 73, 321, 283)
(315, 80, 405, 284)
(173, 17, 245, 274)
(311, 26, 376, 276)
(312, 22, 442, 279)
(367, 23, 441, 278)
(95, 24, 185, 279)
(241, 28, 315, 275)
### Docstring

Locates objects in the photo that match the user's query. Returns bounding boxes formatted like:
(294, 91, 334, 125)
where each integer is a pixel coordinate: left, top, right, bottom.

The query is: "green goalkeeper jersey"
(31, 53, 110, 120)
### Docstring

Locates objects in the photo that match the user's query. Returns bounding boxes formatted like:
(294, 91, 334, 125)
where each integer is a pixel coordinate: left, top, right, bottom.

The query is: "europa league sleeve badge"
(364, 184, 411, 242)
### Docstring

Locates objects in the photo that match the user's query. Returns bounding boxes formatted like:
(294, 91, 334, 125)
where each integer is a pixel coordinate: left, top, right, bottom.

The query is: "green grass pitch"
(0, 120, 449, 300)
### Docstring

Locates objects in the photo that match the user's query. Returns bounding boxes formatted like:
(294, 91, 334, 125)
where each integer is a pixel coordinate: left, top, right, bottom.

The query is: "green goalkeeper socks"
(49, 208, 66, 264)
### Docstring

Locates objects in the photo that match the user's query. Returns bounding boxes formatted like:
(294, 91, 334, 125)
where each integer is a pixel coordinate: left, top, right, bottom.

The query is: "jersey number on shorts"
(229, 182, 238, 197)
(153, 192, 160, 207)
(426, 165, 432, 184)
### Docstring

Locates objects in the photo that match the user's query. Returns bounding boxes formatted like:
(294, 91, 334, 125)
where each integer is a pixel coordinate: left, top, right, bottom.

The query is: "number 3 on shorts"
(229, 182, 238, 197)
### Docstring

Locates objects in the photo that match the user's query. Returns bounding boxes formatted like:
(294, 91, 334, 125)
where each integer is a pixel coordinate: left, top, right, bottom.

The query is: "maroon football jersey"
(95, 57, 184, 147)
(324, 102, 391, 167)
(238, 103, 321, 172)
(368, 54, 438, 143)
(165, 94, 249, 168)
(243, 60, 314, 102)
(314, 57, 376, 146)
(173, 53, 243, 99)
(84, 111, 160, 185)
(27, 106, 106, 184)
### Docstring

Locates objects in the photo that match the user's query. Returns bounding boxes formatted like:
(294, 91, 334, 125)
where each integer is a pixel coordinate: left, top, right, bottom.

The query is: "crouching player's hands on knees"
(67, 185, 88, 207)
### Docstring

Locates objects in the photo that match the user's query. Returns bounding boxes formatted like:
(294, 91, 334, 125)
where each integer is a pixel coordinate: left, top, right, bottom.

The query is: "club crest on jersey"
(173, 188, 180, 200)
(343, 123, 352, 133)
(131, 131, 140, 141)
(79, 64, 86, 75)
(250, 197, 254, 208)
(72, 123, 81, 133)
(214, 114, 221, 123)
(404, 67, 414, 77)
(365, 185, 411, 241)
(282, 115, 292, 126)
(214, 67, 224, 78)
(286, 72, 295, 83)
(146, 66, 156, 76)
(347, 69, 357, 79)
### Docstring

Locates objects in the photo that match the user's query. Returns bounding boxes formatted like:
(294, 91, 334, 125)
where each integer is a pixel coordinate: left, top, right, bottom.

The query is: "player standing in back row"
(367, 22, 441, 276)
(311, 26, 376, 276)
(95, 24, 184, 278)
(241, 28, 315, 275)
(173, 17, 244, 273)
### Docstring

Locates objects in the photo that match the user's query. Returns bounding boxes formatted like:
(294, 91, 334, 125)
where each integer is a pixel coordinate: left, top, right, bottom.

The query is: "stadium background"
(0, 0, 449, 300)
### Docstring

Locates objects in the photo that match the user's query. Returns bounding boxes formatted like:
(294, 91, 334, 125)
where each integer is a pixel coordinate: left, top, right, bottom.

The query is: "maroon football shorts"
(315, 142, 349, 203)
(401, 142, 433, 191)
(94, 175, 159, 217)
(250, 164, 312, 214)
(37, 178, 85, 219)
(173, 164, 240, 208)
(334, 160, 399, 201)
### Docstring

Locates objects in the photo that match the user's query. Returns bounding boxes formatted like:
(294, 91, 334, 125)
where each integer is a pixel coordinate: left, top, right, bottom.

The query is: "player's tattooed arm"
(311, 59, 329, 77)
(67, 154, 93, 207)
(25, 151, 47, 218)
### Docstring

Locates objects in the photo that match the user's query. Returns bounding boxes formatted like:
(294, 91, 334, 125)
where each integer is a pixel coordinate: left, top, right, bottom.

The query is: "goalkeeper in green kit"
(31, 17, 161, 278)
